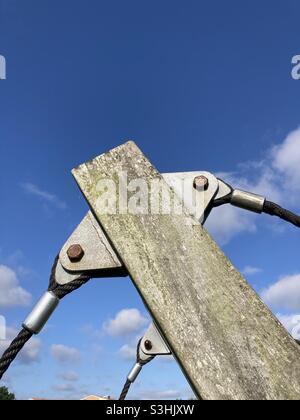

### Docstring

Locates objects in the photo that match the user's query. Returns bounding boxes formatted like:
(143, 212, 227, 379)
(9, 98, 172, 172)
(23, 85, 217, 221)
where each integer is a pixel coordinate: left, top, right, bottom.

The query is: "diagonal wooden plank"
(73, 141, 300, 400)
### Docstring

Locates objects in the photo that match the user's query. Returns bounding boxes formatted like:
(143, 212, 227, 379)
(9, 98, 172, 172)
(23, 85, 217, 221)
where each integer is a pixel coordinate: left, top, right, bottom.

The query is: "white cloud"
(272, 127, 300, 192)
(261, 274, 300, 311)
(53, 383, 77, 392)
(206, 171, 258, 245)
(119, 344, 136, 361)
(103, 309, 148, 337)
(19, 338, 41, 364)
(136, 389, 183, 400)
(52, 384, 91, 400)
(4, 250, 33, 278)
(206, 127, 300, 244)
(242, 266, 263, 276)
(206, 205, 256, 245)
(58, 371, 79, 382)
(0, 265, 32, 308)
(21, 182, 67, 210)
(0, 327, 41, 364)
(276, 313, 300, 340)
(51, 345, 81, 363)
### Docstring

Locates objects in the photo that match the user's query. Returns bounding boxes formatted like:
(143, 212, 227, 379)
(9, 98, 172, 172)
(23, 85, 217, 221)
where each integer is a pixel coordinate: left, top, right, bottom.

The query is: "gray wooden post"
(73, 141, 300, 400)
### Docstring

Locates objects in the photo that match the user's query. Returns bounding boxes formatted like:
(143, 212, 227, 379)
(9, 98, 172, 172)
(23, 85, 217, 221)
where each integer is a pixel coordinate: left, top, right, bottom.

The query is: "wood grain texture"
(73, 141, 300, 400)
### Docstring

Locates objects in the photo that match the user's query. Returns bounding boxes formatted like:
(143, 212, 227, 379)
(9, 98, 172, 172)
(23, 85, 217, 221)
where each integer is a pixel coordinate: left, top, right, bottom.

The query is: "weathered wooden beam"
(73, 141, 300, 400)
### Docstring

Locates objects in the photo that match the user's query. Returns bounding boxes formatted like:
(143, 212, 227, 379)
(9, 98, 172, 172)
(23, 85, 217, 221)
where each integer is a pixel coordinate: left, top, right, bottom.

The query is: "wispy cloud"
(5, 250, 33, 278)
(103, 308, 149, 338)
(119, 343, 136, 361)
(206, 127, 300, 245)
(134, 389, 185, 400)
(21, 182, 67, 210)
(242, 266, 263, 276)
(261, 274, 300, 311)
(58, 371, 79, 382)
(53, 383, 77, 392)
(0, 327, 41, 364)
(0, 265, 32, 308)
(51, 344, 81, 363)
(276, 313, 300, 340)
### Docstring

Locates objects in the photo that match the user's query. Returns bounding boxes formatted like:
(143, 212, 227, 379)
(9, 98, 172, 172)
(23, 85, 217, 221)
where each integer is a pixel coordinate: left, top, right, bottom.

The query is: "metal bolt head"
(67, 244, 85, 262)
(193, 175, 209, 191)
(144, 340, 153, 351)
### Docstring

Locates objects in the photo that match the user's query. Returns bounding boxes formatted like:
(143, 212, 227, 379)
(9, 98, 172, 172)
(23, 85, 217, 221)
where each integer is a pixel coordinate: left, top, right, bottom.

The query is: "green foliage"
(0, 386, 15, 400)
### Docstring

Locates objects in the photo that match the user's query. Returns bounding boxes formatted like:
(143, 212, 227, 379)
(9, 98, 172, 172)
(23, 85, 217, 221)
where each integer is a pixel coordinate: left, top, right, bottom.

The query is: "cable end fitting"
(127, 363, 143, 383)
(23, 292, 60, 334)
(231, 189, 265, 214)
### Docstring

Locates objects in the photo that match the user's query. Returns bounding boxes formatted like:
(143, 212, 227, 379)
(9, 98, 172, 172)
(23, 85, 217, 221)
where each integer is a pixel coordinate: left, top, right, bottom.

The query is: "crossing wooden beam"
(73, 141, 300, 400)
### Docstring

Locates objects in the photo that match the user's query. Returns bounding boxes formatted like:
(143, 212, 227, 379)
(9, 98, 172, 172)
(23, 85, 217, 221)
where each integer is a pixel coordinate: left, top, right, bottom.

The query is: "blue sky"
(0, 0, 300, 400)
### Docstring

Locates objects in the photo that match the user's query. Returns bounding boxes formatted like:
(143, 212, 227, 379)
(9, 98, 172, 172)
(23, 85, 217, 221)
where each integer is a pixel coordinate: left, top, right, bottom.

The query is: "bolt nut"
(67, 244, 85, 262)
(144, 340, 153, 351)
(193, 175, 209, 191)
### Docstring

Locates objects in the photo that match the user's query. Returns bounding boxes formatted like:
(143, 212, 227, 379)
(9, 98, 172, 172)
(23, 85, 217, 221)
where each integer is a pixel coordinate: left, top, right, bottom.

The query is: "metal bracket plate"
(59, 211, 125, 275)
(140, 323, 171, 359)
(59, 171, 219, 278)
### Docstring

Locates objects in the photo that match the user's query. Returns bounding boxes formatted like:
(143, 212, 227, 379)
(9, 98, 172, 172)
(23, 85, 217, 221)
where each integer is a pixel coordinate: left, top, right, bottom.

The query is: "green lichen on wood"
(73, 141, 300, 400)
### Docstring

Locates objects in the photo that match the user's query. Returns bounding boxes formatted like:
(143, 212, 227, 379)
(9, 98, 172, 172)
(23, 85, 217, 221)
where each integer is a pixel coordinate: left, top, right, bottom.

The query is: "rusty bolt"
(144, 340, 153, 351)
(67, 244, 85, 262)
(193, 175, 209, 191)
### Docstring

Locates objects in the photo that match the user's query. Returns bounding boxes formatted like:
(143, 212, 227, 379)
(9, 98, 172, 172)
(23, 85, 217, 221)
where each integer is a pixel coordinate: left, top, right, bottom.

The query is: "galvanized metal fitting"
(231, 189, 265, 214)
(23, 292, 60, 334)
(127, 363, 143, 383)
